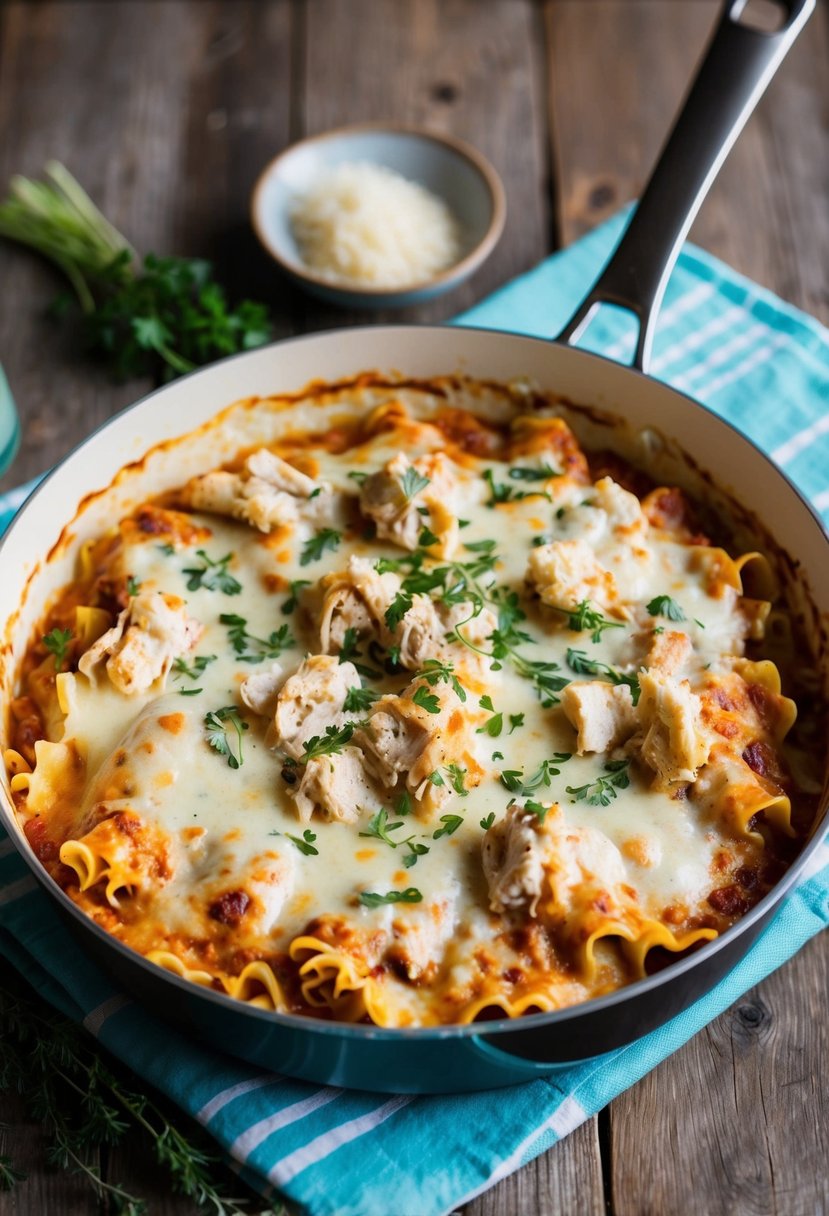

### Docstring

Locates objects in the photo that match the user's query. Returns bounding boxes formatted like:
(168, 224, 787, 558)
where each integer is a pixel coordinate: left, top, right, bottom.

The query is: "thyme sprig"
(0, 973, 280, 1213)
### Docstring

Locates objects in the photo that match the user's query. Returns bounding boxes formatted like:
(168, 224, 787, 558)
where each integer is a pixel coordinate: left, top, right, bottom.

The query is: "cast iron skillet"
(0, 0, 825, 1093)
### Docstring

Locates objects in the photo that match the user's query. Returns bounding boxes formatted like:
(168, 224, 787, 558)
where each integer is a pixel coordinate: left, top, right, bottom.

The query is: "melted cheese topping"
(9, 381, 812, 1027)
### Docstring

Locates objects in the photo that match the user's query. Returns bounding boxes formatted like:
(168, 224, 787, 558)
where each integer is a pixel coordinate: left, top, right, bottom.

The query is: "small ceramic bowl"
(251, 124, 506, 308)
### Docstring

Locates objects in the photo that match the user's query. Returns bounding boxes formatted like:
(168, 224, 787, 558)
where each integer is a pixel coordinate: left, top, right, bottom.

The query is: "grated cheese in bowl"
(289, 161, 462, 288)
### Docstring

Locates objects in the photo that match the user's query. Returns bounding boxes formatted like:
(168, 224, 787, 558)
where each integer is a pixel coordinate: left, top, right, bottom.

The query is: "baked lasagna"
(5, 377, 818, 1026)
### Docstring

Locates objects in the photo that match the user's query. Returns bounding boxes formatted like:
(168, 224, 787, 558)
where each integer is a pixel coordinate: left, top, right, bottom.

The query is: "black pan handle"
(556, 0, 815, 373)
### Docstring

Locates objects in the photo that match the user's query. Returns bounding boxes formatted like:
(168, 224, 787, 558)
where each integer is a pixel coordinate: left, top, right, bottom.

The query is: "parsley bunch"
(0, 163, 271, 382)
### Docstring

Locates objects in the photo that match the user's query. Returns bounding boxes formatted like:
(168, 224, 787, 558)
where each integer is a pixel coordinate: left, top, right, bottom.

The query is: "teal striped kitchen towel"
(1, 210, 828, 1216)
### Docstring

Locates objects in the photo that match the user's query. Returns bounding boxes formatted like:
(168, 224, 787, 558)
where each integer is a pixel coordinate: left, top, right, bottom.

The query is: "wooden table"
(1, 2, 827, 1213)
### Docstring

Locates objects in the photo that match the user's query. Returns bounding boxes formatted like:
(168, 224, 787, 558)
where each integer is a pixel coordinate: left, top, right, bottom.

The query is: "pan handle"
(555, 0, 814, 373)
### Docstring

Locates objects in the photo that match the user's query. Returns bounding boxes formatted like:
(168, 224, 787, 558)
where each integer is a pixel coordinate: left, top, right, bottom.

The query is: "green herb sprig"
(42, 627, 73, 672)
(220, 614, 295, 664)
(0, 163, 271, 382)
(204, 706, 248, 769)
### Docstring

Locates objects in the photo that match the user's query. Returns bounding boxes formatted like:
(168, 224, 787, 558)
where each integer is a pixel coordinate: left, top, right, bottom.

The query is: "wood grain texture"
(0, 1090, 94, 1214)
(301, 0, 551, 327)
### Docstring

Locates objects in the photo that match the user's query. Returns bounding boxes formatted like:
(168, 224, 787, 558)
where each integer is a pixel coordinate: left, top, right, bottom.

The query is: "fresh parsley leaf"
(433, 814, 464, 839)
(282, 578, 311, 615)
(480, 812, 496, 830)
(566, 648, 641, 704)
(220, 613, 295, 663)
(508, 463, 560, 481)
(396, 791, 412, 817)
(418, 525, 440, 547)
(499, 755, 571, 796)
(400, 466, 430, 501)
(411, 658, 467, 702)
(445, 764, 469, 796)
(182, 549, 242, 595)
(646, 595, 685, 622)
(300, 528, 341, 567)
(385, 589, 413, 631)
(157, 541, 176, 555)
(402, 842, 430, 868)
(343, 685, 379, 713)
(359, 887, 423, 908)
(178, 687, 203, 696)
(338, 628, 384, 680)
(347, 469, 368, 484)
(412, 685, 441, 714)
(510, 654, 570, 707)
(173, 653, 217, 682)
(492, 750, 504, 761)
(477, 710, 503, 737)
(360, 808, 405, 847)
(42, 627, 73, 672)
(428, 770, 445, 787)
(566, 759, 631, 807)
(286, 829, 319, 856)
(508, 713, 525, 733)
(203, 706, 248, 769)
(300, 723, 358, 763)
(126, 575, 141, 596)
(523, 799, 551, 823)
(483, 468, 551, 506)
(564, 599, 625, 644)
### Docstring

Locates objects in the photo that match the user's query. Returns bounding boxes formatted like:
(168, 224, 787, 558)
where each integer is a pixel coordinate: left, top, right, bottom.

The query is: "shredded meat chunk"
(293, 746, 381, 825)
(183, 448, 337, 533)
(273, 655, 360, 761)
(359, 452, 460, 557)
(527, 539, 617, 612)
(561, 680, 637, 754)
(78, 591, 202, 695)
(633, 671, 710, 788)
(482, 803, 546, 915)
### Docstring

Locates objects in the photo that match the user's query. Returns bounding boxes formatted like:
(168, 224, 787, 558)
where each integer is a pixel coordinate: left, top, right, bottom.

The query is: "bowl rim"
(249, 121, 507, 298)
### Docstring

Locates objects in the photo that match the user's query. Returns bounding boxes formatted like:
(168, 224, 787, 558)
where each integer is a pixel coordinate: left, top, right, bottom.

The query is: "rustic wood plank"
(0, 1090, 97, 1214)
(300, 0, 551, 329)
(610, 937, 829, 1216)
(463, 1116, 606, 1216)
(545, 0, 829, 324)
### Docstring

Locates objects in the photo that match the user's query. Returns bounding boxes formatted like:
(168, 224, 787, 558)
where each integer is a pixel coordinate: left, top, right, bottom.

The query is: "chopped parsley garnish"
(476, 694, 503, 737)
(445, 764, 469, 796)
(400, 466, 430, 501)
(299, 723, 358, 763)
(220, 613, 295, 663)
(347, 469, 368, 485)
(500, 754, 571, 796)
(182, 549, 242, 595)
(523, 799, 551, 823)
(566, 648, 641, 704)
(360, 808, 427, 865)
(566, 759, 631, 807)
(509, 713, 525, 733)
(359, 887, 422, 908)
(157, 542, 176, 556)
(483, 467, 552, 506)
(432, 814, 463, 839)
(173, 653, 216, 682)
(508, 463, 560, 481)
(418, 525, 440, 547)
(126, 575, 141, 597)
(204, 706, 248, 769)
(384, 589, 413, 631)
(281, 578, 311, 615)
(412, 685, 441, 714)
(300, 528, 341, 567)
(395, 791, 412, 816)
(411, 658, 467, 702)
(286, 829, 319, 856)
(563, 599, 625, 644)
(42, 627, 73, 672)
(178, 688, 203, 697)
(646, 595, 685, 622)
(360, 808, 406, 848)
(403, 842, 430, 868)
(343, 685, 379, 713)
(480, 812, 496, 830)
(428, 770, 445, 787)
